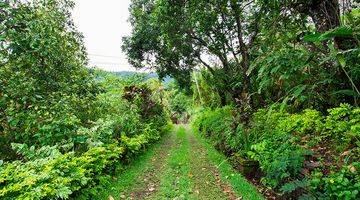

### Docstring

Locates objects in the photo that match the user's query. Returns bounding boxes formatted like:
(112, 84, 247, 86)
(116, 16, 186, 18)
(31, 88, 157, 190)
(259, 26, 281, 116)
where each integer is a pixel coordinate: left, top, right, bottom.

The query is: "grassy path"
(97, 125, 263, 200)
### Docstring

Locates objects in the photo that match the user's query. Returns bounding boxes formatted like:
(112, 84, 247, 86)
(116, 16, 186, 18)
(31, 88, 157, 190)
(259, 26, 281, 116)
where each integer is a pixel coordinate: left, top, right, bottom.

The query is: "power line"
(89, 61, 130, 65)
(88, 53, 123, 59)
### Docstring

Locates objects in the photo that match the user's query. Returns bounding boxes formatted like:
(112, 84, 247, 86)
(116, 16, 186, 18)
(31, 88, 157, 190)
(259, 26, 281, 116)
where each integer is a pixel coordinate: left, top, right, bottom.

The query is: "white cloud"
(72, 0, 136, 72)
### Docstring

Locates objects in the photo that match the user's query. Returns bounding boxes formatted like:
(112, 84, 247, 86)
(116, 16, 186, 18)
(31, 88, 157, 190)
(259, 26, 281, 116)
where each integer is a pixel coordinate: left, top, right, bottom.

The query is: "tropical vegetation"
(1, 0, 360, 199)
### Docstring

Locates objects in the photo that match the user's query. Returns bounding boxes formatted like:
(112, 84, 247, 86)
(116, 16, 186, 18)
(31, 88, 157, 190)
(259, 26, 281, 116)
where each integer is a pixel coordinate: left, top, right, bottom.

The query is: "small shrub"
(309, 163, 360, 199)
(0, 145, 124, 199)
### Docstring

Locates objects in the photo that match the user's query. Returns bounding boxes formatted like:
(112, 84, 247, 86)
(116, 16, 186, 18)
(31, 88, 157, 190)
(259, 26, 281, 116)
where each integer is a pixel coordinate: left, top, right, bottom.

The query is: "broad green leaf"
(304, 27, 353, 42)
(292, 85, 306, 97)
(303, 33, 322, 42)
(337, 54, 346, 67)
(321, 26, 353, 39)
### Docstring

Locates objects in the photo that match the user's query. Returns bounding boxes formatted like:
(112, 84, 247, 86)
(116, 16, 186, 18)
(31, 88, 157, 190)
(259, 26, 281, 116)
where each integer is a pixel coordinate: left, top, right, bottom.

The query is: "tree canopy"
(123, 0, 360, 111)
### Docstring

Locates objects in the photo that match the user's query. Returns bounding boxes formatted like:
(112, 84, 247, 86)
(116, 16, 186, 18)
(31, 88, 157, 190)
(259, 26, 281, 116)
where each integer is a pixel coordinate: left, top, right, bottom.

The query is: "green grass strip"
(193, 128, 264, 200)
(151, 126, 193, 199)
(90, 132, 171, 199)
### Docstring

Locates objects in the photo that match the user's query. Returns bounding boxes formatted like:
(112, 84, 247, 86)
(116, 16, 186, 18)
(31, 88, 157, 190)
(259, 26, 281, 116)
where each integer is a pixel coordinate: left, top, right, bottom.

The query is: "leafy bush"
(168, 91, 191, 119)
(192, 104, 360, 198)
(322, 104, 360, 151)
(248, 104, 360, 190)
(193, 107, 237, 154)
(165, 81, 192, 123)
(310, 163, 360, 199)
(0, 72, 171, 199)
(0, 144, 124, 199)
(192, 106, 260, 157)
(248, 138, 308, 188)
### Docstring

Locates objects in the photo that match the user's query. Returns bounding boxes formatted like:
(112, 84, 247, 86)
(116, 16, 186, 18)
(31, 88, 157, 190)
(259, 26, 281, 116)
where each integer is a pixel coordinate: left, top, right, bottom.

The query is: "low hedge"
(0, 121, 172, 200)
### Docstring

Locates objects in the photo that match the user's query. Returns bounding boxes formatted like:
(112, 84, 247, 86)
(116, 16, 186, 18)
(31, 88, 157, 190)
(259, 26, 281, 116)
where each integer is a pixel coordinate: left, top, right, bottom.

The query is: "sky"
(72, 0, 135, 72)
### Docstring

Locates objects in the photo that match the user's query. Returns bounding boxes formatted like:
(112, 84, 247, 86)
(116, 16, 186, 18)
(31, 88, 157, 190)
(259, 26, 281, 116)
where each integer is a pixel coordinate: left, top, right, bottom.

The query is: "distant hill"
(112, 71, 173, 85)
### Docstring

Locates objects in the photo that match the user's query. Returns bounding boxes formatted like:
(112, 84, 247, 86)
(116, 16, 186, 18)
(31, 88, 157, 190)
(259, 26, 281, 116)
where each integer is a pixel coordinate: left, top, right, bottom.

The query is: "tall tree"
(0, 0, 100, 159)
(123, 0, 264, 107)
(123, 0, 359, 110)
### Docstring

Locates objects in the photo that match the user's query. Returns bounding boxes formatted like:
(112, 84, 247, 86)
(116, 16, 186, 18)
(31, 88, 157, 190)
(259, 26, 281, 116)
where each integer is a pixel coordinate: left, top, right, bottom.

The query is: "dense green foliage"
(0, 1, 170, 199)
(192, 107, 246, 154)
(1, 0, 360, 199)
(165, 82, 192, 123)
(0, 70, 169, 199)
(0, 0, 100, 160)
(123, 0, 360, 198)
(124, 0, 360, 110)
(192, 104, 360, 198)
(124, 0, 360, 105)
(0, 144, 124, 199)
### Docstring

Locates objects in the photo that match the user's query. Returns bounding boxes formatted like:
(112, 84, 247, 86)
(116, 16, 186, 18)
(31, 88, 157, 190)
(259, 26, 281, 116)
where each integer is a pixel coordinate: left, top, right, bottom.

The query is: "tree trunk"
(230, 0, 253, 110)
(218, 90, 227, 107)
(307, 0, 340, 33)
(297, 0, 354, 49)
(312, 0, 348, 49)
(241, 58, 251, 105)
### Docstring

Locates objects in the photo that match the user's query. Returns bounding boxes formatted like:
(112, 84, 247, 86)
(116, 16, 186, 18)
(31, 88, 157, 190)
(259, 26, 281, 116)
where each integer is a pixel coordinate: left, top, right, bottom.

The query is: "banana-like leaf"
(303, 27, 353, 42)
